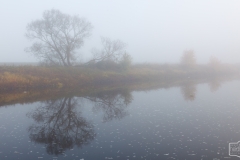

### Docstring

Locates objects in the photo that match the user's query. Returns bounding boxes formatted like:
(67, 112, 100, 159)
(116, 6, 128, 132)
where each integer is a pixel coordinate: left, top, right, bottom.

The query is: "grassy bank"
(0, 63, 239, 92)
(0, 71, 239, 107)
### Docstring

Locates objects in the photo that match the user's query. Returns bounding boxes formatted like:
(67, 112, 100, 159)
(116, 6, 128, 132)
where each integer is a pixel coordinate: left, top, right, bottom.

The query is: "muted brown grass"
(0, 63, 238, 92)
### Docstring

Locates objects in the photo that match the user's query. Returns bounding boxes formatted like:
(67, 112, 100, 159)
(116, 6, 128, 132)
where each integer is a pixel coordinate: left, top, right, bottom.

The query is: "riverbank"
(0, 63, 239, 92)
(0, 71, 239, 107)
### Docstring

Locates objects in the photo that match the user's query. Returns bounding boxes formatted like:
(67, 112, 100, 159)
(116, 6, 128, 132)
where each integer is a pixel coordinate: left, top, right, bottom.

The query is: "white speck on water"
(188, 154, 196, 156)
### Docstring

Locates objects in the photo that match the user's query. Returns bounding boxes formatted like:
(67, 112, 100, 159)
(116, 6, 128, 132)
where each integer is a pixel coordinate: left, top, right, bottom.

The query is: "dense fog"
(1, 0, 240, 64)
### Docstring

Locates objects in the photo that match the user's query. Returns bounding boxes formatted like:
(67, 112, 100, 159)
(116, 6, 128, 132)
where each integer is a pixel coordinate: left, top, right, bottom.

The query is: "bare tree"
(181, 50, 196, 67)
(25, 9, 93, 66)
(119, 52, 132, 71)
(90, 37, 127, 63)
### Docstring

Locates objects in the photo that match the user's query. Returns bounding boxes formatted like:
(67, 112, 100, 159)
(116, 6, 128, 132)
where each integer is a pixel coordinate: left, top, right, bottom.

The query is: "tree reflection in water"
(27, 97, 95, 155)
(180, 83, 197, 101)
(180, 78, 223, 101)
(87, 89, 133, 122)
(208, 80, 221, 92)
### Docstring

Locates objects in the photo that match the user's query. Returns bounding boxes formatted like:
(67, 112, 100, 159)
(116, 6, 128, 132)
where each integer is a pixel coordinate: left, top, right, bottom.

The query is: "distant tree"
(119, 52, 132, 71)
(209, 56, 221, 69)
(25, 9, 93, 66)
(181, 50, 196, 67)
(90, 37, 127, 63)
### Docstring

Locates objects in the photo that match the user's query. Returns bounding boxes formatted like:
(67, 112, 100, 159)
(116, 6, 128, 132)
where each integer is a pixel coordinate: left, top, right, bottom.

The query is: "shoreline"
(0, 74, 239, 107)
(0, 64, 239, 92)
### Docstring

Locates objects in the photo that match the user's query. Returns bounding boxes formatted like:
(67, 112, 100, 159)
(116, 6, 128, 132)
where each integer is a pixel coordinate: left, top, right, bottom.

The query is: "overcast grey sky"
(1, 0, 240, 64)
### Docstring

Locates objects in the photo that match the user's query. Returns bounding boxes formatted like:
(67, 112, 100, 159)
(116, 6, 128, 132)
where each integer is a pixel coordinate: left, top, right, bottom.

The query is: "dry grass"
(0, 63, 238, 92)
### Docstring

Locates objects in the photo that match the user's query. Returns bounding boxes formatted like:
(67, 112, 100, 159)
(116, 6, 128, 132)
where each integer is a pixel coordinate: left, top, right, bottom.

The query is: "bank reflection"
(27, 97, 95, 155)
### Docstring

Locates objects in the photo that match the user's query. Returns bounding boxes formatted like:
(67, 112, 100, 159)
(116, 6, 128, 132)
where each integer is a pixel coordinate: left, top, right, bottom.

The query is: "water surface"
(0, 79, 240, 159)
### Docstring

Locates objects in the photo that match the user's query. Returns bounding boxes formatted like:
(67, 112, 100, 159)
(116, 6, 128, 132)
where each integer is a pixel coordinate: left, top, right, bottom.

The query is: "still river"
(0, 79, 240, 159)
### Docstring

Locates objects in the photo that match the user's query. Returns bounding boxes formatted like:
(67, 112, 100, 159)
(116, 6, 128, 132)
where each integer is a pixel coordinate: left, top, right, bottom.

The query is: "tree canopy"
(25, 9, 93, 66)
(91, 37, 127, 63)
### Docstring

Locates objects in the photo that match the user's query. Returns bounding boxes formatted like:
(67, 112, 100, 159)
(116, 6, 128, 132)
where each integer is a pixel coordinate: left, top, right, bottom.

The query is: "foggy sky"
(1, 0, 240, 64)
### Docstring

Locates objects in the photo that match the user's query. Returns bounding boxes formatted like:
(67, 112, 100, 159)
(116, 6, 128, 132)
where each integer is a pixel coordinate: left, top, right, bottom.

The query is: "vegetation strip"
(0, 63, 239, 92)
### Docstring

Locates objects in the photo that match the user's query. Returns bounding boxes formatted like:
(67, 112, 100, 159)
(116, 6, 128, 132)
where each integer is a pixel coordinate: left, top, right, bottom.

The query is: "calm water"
(1, 80, 240, 159)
